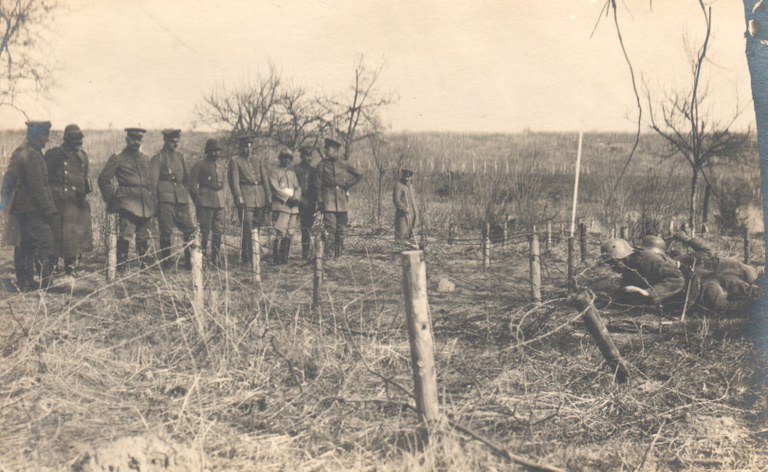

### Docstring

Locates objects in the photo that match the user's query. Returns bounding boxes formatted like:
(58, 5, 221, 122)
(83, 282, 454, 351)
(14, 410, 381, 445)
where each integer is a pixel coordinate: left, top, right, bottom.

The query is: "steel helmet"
(600, 238, 633, 260)
(640, 235, 666, 255)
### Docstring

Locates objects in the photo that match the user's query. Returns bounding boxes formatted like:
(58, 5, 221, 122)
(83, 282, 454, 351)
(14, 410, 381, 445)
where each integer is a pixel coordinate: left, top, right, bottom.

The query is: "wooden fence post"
(482, 222, 491, 271)
(448, 222, 455, 245)
(579, 222, 588, 263)
(620, 226, 629, 240)
(502, 215, 509, 247)
(743, 226, 750, 264)
(569, 291, 631, 383)
(312, 234, 324, 313)
(106, 213, 118, 283)
(567, 236, 576, 294)
(545, 221, 552, 253)
(668, 220, 676, 237)
(529, 233, 542, 303)
(190, 233, 204, 327)
(251, 227, 261, 283)
(401, 250, 439, 424)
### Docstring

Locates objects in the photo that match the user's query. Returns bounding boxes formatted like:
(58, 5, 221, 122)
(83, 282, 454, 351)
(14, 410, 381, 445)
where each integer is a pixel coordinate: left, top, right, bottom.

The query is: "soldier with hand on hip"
(150, 129, 196, 270)
(98, 128, 156, 272)
(228, 135, 271, 266)
(312, 137, 362, 258)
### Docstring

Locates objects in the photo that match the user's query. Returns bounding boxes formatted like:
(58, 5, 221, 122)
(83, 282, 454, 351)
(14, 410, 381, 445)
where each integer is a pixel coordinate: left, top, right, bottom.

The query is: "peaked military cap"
(324, 137, 342, 149)
(278, 148, 294, 159)
(237, 134, 255, 143)
(298, 144, 314, 154)
(205, 139, 223, 153)
(26, 121, 52, 138)
(161, 129, 181, 139)
(401, 168, 414, 177)
(124, 127, 147, 138)
(63, 124, 84, 139)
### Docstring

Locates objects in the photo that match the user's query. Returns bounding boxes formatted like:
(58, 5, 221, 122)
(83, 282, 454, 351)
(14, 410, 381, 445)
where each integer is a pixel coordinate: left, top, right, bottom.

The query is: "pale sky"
(0, 0, 754, 133)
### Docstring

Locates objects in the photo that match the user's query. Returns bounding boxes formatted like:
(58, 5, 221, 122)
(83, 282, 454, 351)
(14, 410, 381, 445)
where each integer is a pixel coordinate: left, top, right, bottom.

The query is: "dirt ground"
(0, 226, 766, 471)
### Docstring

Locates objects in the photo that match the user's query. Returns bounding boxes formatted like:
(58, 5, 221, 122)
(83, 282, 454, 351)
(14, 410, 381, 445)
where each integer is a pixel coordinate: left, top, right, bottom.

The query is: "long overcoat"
(98, 148, 156, 218)
(228, 156, 271, 208)
(393, 180, 419, 240)
(312, 158, 362, 213)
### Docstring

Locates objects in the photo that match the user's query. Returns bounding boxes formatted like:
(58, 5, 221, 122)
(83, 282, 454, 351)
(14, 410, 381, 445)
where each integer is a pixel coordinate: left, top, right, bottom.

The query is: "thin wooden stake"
(502, 215, 509, 247)
(545, 221, 552, 253)
(570, 291, 631, 383)
(106, 213, 117, 283)
(620, 226, 629, 240)
(190, 233, 204, 331)
(569, 131, 584, 238)
(482, 222, 491, 271)
(401, 250, 439, 424)
(579, 222, 588, 263)
(448, 222, 455, 245)
(743, 226, 750, 264)
(251, 227, 261, 282)
(529, 233, 542, 303)
(312, 235, 324, 314)
(567, 237, 576, 294)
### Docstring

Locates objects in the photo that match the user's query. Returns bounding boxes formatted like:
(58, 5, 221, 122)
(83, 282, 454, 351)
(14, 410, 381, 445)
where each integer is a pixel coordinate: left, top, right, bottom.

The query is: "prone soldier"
(98, 128, 156, 272)
(312, 137, 363, 258)
(150, 129, 196, 270)
(191, 139, 228, 267)
(44, 124, 93, 276)
(228, 135, 271, 266)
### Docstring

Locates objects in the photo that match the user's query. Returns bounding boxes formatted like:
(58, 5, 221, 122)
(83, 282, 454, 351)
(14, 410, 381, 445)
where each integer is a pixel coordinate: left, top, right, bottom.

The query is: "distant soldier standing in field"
(293, 144, 317, 260)
(98, 128, 156, 272)
(191, 139, 228, 267)
(228, 135, 271, 266)
(269, 148, 301, 264)
(150, 129, 196, 270)
(44, 124, 93, 277)
(6, 121, 57, 290)
(392, 168, 419, 243)
(313, 137, 363, 258)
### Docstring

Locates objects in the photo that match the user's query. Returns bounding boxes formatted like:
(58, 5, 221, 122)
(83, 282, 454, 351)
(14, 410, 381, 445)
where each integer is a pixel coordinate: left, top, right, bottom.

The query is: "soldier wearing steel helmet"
(600, 237, 686, 305)
(45, 124, 94, 277)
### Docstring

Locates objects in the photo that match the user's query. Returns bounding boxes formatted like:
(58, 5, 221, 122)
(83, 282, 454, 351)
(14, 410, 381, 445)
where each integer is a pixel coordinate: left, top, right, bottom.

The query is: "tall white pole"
(570, 131, 584, 238)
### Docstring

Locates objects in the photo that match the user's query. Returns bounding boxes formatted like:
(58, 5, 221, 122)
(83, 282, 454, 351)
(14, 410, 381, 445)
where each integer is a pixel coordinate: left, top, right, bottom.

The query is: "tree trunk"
(377, 172, 383, 226)
(702, 182, 711, 225)
(689, 169, 699, 235)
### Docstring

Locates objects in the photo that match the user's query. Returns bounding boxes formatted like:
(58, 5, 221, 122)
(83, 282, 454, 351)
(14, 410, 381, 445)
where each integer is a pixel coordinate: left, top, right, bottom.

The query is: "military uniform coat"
(150, 148, 192, 204)
(293, 160, 316, 211)
(269, 167, 301, 214)
(393, 180, 419, 240)
(312, 158, 362, 213)
(621, 249, 685, 303)
(98, 148, 156, 218)
(228, 156, 271, 208)
(44, 145, 94, 257)
(9, 143, 56, 216)
(190, 157, 228, 209)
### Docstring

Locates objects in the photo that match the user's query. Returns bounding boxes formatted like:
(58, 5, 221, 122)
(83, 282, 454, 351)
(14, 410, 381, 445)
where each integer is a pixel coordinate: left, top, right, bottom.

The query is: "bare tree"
(270, 85, 325, 150)
(0, 0, 59, 113)
(320, 55, 395, 161)
(646, 1, 750, 234)
(195, 65, 282, 140)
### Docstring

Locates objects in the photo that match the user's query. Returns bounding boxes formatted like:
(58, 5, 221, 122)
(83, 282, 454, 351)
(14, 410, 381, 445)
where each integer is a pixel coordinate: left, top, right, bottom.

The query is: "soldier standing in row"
(44, 124, 93, 276)
(98, 128, 156, 272)
(313, 137, 362, 258)
(8, 121, 56, 290)
(150, 129, 196, 270)
(269, 148, 301, 264)
(228, 135, 271, 266)
(191, 139, 228, 266)
(294, 145, 317, 260)
(393, 168, 419, 243)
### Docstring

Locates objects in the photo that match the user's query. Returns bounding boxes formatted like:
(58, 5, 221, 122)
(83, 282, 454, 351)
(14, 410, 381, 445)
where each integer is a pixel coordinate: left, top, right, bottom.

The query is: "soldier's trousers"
(158, 202, 196, 263)
(323, 211, 348, 257)
(118, 210, 152, 264)
(197, 207, 226, 262)
(299, 207, 315, 258)
(14, 210, 54, 286)
(696, 275, 754, 316)
(238, 206, 268, 263)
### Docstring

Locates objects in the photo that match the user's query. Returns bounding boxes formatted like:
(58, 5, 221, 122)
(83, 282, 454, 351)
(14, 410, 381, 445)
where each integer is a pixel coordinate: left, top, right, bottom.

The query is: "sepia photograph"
(0, 0, 766, 470)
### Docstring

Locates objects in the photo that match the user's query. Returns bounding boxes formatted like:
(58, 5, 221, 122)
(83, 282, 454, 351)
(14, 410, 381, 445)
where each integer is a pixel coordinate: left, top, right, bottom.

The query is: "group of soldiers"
(600, 232, 761, 316)
(1, 121, 373, 291)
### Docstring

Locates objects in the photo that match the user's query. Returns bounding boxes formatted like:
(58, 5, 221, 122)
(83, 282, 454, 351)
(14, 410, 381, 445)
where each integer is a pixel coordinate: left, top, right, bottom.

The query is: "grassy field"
(0, 130, 765, 471)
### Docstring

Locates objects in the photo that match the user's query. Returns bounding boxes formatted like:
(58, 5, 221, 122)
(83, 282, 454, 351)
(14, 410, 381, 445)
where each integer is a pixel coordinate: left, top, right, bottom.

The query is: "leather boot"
(301, 232, 310, 260)
(159, 237, 173, 270)
(182, 234, 194, 270)
(116, 239, 130, 273)
(241, 224, 252, 265)
(39, 255, 55, 290)
(137, 240, 151, 270)
(64, 257, 78, 277)
(211, 234, 222, 268)
(273, 238, 282, 265)
(281, 236, 292, 264)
